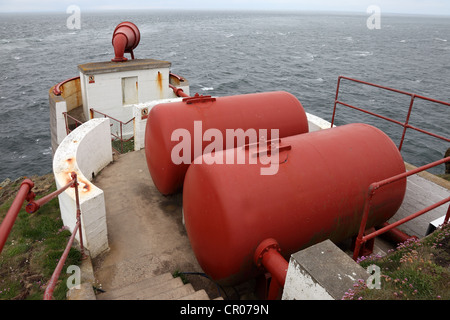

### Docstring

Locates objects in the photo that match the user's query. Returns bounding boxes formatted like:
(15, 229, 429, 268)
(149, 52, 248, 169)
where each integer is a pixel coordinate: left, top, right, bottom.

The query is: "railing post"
(398, 94, 415, 152)
(120, 121, 124, 154)
(353, 184, 377, 261)
(444, 203, 450, 225)
(330, 76, 342, 127)
(71, 172, 86, 259)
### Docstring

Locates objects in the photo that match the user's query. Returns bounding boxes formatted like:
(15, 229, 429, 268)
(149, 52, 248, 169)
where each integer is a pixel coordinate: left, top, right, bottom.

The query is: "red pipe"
(111, 22, 140, 62)
(169, 84, 190, 98)
(112, 33, 129, 62)
(254, 239, 288, 300)
(0, 179, 34, 254)
(376, 222, 418, 245)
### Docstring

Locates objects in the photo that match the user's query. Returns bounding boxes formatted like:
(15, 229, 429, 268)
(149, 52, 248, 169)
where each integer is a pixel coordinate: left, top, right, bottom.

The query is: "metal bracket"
(183, 93, 216, 104)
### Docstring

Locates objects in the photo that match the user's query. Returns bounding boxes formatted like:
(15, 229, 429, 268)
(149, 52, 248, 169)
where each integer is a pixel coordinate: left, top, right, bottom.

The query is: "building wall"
(80, 61, 171, 124)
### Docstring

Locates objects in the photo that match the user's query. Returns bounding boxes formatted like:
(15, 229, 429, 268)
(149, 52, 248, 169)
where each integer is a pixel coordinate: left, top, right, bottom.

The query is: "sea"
(1, 10, 449, 182)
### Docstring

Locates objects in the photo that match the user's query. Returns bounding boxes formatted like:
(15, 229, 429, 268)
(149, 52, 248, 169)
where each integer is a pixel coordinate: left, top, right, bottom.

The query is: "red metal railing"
(332, 76, 450, 151)
(332, 76, 450, 260)
(0, 179, 34, 254)
(90, 108, 135, 154)
(53, 76, 80, 96)
(353, 157, 450, 260)
(0, 172, 85, 300)
(63, 111, 84, 135)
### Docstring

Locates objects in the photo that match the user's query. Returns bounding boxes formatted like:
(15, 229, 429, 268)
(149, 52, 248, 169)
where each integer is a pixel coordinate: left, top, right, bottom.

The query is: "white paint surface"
(53, 118, 112, 258)
(282, 258, 334, 300)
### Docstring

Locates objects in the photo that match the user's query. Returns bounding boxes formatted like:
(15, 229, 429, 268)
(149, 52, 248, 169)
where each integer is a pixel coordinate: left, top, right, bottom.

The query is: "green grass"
(343, 223, 450, 300)
(0, 174, 82, 300)
(112, 138, 135, 154)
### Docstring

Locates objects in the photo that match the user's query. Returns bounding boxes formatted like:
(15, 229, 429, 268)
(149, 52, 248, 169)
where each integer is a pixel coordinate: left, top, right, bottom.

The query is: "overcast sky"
(1, 0, 450, 16)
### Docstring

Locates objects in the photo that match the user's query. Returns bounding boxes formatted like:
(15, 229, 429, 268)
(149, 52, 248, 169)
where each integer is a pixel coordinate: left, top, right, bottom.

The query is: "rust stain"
(63, 172, 73, 186)
(157, 71, 163, 97)
(81, 180, 91, 193)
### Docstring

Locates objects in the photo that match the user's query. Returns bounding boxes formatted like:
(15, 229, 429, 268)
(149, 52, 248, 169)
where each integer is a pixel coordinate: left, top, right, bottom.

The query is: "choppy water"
(1, 10, 449, 181)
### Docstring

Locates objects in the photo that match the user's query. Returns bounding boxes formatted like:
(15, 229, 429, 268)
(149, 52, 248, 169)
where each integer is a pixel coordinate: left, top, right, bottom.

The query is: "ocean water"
(0, 10, 449, 181)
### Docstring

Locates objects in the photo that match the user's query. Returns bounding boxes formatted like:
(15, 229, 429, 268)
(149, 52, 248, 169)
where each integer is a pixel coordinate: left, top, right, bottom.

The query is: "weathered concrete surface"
(282, 240, 369, 300)
(67, 283, 97, 300)
(92, 149, 220, 299)
(391, 163, 450, 237)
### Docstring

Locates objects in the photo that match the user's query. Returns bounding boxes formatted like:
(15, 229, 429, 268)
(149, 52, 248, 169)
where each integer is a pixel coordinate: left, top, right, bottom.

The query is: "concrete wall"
(53, 118, 112, 258)
(49, 94, 68, 155)
(282, 240, 369, 300)
(132, 98, 183, 151)
(306, 113, 335, 132)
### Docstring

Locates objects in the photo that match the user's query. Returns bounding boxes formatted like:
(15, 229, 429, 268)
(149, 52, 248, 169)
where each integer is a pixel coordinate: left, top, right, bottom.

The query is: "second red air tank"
(182, 123, 407, 286)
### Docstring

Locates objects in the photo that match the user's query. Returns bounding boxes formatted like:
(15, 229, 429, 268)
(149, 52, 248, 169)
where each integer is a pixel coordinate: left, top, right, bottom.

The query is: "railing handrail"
(353, 156, 450, 260)
(332, 76, 450, 152)
(0, 172, 85, 300)
(43, 172, 85, 300)
(0, 179, 34, 254)
(330, 76, 450, 260)
(90, 108, 135, 126)
(62, 111, 84, 135)
(53, 76, 80, 96)
(90, 108, 135, 154)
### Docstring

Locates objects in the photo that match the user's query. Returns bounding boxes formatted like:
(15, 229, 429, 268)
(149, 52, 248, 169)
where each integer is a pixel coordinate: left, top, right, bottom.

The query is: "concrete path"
(92, 149, 221, 299)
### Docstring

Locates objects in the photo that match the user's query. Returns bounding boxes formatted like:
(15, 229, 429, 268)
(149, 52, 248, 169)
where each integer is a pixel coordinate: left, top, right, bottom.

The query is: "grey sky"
(1, 0, 450, 16)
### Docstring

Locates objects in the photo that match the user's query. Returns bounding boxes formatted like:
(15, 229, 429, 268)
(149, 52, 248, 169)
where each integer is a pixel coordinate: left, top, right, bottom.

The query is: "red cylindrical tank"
(145, 91, 309, 195)
(182, 123, 407, 286)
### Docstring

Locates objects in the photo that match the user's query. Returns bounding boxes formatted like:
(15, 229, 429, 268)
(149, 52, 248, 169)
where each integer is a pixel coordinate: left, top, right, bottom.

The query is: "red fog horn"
(111, 22, 141, 62)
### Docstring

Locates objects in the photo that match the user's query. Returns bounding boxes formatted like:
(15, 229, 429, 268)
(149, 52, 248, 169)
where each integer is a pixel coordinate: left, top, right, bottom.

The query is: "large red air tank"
(183, 123, 407, 286)
(145, 91, 309, 195)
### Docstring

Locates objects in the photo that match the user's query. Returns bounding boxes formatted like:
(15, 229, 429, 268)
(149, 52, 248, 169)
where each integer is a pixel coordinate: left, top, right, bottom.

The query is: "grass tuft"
(343, 222, 450, 300)
(0, 174, 82, 300)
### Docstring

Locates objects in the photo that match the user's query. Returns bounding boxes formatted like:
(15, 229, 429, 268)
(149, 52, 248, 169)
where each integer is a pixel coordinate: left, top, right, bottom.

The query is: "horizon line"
(0, 8, 450, 18)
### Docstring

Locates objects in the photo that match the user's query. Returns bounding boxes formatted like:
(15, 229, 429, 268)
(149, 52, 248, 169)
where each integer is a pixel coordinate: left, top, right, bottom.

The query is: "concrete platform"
(389, 164, 449, 237)
(91, 149, 220, 299)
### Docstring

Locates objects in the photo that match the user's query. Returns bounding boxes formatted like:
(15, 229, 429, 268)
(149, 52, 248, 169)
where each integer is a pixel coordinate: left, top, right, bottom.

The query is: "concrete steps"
(96, 272, 212, 300)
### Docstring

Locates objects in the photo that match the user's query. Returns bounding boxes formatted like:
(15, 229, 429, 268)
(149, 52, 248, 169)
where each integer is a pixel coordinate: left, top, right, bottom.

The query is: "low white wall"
(133, 98, 183, 151)
(53, 118, 112, 258)
(306, 112, 335, 132)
